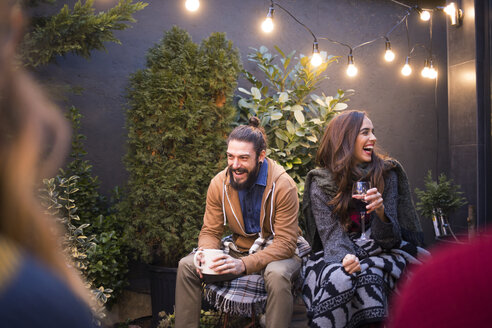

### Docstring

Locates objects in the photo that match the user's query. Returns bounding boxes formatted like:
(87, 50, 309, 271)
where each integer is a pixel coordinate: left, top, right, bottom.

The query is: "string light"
(401, 56, 412, 76)
(185, 0, 199, 12)
(261, 6, 275, 33)
(428, 59, 437, 79)
(421, 59, 430, 78)
(346, 54, 358, 77)
(420, 10, 431, 21)
(384, 39, 395, 62)
(255, 0, 461, 79)
(442, 2, 463, 26)
(311, 41, 322, 67)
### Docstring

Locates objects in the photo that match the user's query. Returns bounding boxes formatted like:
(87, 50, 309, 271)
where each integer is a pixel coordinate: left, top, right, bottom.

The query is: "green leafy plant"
(121, 26, 241, 266)
(415, 170, 467, 219)
(237, 46, 351, 195)
(21, 0, 147, 67)
(40, 175, 112, 323)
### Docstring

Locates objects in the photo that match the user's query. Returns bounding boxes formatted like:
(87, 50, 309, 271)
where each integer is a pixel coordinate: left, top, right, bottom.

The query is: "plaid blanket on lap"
(302, 237, 429, 328)
(203, 235, 311, 316)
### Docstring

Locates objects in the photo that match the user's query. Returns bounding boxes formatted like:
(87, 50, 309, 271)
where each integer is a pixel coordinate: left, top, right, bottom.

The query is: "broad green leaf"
(294, 110, 305, 125)
(238, 98, 252, 109)
(275, 130, 289, 142)
(292, 157, 302, 164)
(238, 87, 251, 95)
(295, 129, 306, 137)
(251, 87, 261, 100)
(286, 120, 295, 135)
(291, 104, 303, 112)
(271, 111, 283, 120)
(333, 103, 348, 111)
(285, 162, 293, 170)
(275, 137, 285, 150)
(306, 135, 318, 143)
(314, 98, 326, 106)
(278, 92, 289, 103)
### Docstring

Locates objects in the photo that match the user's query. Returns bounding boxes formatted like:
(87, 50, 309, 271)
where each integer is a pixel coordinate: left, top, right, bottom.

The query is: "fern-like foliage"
(415, 170, 467, 219)
(21, 0, 147, 67)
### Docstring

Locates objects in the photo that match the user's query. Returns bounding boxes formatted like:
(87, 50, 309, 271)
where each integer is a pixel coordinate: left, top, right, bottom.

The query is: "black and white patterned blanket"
(302, 237, 429, 328)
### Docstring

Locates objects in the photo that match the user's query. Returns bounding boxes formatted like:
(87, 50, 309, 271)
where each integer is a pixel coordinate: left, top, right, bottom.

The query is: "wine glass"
(352, 181, 372, 242)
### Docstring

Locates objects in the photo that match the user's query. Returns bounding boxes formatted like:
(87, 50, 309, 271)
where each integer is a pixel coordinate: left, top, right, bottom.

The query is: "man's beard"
(229, 160, 262, 190)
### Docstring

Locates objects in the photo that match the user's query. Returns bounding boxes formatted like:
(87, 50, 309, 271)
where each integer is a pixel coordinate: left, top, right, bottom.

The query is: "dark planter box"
(148, 265, 177, 328)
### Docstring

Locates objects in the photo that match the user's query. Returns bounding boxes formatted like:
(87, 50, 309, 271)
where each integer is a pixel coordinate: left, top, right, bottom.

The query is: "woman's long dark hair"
(316, 110, 388, 227)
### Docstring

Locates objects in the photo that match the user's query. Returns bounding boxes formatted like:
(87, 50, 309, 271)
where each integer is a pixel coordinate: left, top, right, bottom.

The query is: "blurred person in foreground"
(387, 229, 492, 328)
(0, 1, 96, 326)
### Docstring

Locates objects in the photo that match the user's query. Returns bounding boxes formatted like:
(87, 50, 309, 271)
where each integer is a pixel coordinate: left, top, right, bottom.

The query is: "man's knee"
(177, 253, 197, 277)
(264, 258, 300, 291)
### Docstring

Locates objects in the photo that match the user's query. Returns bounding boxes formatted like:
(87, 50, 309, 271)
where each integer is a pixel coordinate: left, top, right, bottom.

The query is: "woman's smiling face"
(354, 116, 377, 164)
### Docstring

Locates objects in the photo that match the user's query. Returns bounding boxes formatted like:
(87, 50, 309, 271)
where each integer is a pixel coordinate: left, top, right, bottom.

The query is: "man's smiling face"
(226, 139, 266, 190)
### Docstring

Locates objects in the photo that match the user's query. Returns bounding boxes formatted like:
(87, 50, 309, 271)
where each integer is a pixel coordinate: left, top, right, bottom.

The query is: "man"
(175, 117, 302, 328)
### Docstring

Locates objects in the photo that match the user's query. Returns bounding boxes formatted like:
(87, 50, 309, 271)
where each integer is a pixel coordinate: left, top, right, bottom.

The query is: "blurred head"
(0, 0, 90, 306)
(226, 117, 267, 190)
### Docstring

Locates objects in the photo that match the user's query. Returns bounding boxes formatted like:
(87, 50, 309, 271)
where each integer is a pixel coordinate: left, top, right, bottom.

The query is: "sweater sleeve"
(370, 170, 402, 249)
(310, 180, 356, 263)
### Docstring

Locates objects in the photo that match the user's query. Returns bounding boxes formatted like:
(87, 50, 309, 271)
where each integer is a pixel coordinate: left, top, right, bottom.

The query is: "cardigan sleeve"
(370, 170, 402, 249)
(310, 180, 356, 263)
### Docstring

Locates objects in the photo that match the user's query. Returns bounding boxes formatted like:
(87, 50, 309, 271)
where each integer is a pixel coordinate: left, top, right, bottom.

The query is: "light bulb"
(421, 66, 430, 78)
(261, 6, 275, 33)
(420, 10, 431, 21)
(347, 64, 358, 77)
(401, 56, 412, 76)
(346, 54, 357, 77)
(185, 0, 199, 12)
(428, 67, 437, 79)
(311, 52, 322, 67)
(261, 17, 274, 33)
(384, 40, 395, 62)
(444, 3, 456, 16)
(384, 50, 395, 62)
(421, 59, 430, 78)
(444, 2, 461, 25)
(310, 42, 322, 67)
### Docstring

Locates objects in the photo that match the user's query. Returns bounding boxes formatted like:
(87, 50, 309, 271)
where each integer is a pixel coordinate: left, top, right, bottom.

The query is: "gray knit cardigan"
(303, 160, 424, 263)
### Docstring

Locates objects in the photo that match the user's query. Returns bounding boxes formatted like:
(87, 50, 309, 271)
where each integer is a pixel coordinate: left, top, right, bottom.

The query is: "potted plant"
(121, 26, 241, 326)
(415, 170, 467, 241)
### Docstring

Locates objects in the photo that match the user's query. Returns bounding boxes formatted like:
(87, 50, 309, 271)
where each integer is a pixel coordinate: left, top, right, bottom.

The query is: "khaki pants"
(175, 252, 302, 328)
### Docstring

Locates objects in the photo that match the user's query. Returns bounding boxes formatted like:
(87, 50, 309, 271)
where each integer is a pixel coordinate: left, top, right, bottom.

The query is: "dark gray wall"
(38, 0, 450, 245)
(447, 0, 491, 234)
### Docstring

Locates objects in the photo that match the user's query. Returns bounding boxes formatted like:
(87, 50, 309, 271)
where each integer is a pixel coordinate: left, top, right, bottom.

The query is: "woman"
(302, 110, 426, 328)
(0, 1, 96, 326)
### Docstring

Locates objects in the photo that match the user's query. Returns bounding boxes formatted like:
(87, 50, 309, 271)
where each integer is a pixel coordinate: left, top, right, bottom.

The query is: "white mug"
(193, 249, 224, 275)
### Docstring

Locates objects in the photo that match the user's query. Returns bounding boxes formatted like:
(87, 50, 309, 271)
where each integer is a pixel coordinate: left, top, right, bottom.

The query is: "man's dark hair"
(227, 117, 267, 158)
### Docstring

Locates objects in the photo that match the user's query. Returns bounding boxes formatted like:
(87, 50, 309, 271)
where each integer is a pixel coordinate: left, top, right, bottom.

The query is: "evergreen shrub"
(121, 26, 241, 266)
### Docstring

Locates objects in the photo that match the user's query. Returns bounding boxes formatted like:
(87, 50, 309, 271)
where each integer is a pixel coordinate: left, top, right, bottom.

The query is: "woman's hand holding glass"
(364, 188, 386, 222)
